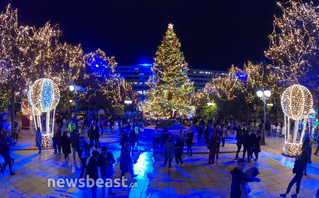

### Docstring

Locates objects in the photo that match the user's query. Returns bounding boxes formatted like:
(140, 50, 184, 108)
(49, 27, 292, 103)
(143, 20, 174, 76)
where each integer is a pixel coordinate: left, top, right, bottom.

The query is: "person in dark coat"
(35, 127, 42, 154)
(53, 125, 62, 154)
(86, 150, 99, 198)
(93, 122, 100, 148)
(235, 131, 243, 159)
(242, 131, 251, 161)
(129, 130, 137, 152)
(174, 137, 184, 167)
(78, 136, 90, 178)
(61, 132, 71, 161)
(120, 131, 129, 147)
(0, 130, 15, 175)
(280, 150, 308, 198)
(163, 137, 175, 167)
(208, 132, 219, 164)
(70, 131, 80, 162)
(88, 124, 94, 148)
(253, 131, 262, 162)
(230, 159, 255, 198)
(98, 146, 116, 196)
(160, 130, 169, 150)
(186, 129, 194, 156)
(120, 143, 136, 178)
(248, 130, 257, 160)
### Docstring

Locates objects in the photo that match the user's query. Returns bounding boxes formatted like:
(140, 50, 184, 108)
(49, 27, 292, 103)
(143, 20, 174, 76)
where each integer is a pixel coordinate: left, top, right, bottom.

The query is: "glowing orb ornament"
(28, 78, 60, 113)
(281, 84, 313, 156)
(281, 84, 313, 120)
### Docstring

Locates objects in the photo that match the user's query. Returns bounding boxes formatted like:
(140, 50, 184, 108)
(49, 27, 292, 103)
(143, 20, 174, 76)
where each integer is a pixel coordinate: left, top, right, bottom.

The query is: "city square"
(0, 0, 319, 198)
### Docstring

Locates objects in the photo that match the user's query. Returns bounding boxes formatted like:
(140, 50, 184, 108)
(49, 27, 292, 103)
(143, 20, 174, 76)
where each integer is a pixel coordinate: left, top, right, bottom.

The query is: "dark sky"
(2, 0, 280, 71)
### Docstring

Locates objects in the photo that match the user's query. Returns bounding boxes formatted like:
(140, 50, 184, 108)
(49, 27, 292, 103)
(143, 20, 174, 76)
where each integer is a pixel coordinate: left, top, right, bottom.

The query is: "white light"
(256, 90, 263, 98)
(264, 90, 271, 98)
(69, 85, 75, 92)
(69, 100, 73, 103)
(124, 100, 132, 105)
(207, 102, 215, 106)
(267, 103, 273, 107)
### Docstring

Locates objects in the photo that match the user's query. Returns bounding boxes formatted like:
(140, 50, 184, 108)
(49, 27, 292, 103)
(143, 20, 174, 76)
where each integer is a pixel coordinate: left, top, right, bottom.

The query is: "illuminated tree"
(0, 4, 85, 133)
(81, 49, 137, 115)
(265, 0, 319, 102)
(143, 24, 194, 120)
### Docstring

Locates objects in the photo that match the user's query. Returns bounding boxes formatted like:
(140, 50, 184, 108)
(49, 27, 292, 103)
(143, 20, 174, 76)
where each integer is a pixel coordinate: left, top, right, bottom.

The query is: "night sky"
(2, 0, 280, 71)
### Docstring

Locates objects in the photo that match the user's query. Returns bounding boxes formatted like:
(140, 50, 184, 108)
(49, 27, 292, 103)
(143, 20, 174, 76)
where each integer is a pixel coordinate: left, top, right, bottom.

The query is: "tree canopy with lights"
(265, 0, 319, 104)
(143, 24, 194, 120)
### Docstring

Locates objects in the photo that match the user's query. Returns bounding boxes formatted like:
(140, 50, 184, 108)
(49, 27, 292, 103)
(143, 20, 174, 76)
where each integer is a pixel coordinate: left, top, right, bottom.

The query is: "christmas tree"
(143, 23, 194, 120)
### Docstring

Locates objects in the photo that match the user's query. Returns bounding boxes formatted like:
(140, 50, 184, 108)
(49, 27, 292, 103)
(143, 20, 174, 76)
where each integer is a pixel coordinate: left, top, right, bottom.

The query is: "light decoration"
(281, 84, 313, 156)
(28, 78, 60, 147)
(265, 0, 319, 104)
(142, 23, 194, 120)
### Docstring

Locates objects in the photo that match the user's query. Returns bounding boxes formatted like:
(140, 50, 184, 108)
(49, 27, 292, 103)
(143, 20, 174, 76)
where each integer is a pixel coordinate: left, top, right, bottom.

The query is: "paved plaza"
(0, 129, 318, 198)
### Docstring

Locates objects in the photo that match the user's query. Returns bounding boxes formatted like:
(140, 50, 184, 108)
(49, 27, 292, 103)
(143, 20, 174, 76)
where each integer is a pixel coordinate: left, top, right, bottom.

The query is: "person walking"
(208, 132, 219, 164)
(153, 127, 160, 152)
(160, 130, 169, 151)
(242, 131, 251, 161)
(61, 132, 71, 162)
(35, 127, 42, 154)
(68, 120, 76, 134)
(120, 131, 129, 148)
(93, 122, 100, 148)
(88, 123, 94, 148)
(163, 137, 174, 167)
(222, 126, 227, 147)
(86, 150, 99, 198)
(0, 131, 15, 175)
(53, 125, 62, 154)
(235, 131, 243, 159)
(186, 129, 194, 156)
(70, 131, 80, 162)
(120, 143, 137, 178)
(129, 130, 137, 153)
(280, 150, 308, 198)
(253, 131, 262, 162)
(248, 130, 256, 160)
(78, 136, 90, 178)
(98, 147, 116, 196)
(174, 137, 184, 167)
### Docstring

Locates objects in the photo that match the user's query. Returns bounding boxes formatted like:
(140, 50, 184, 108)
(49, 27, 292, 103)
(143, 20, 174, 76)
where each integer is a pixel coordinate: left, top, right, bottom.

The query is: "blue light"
(138, 63, 152, 67)
(41, 79, 54, 112)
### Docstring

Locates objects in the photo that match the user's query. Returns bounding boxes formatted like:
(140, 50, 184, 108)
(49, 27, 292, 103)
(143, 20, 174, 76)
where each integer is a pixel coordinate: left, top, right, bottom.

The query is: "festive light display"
(281, 84, 313, 120)
(28, 78, 60, 147)
(142, 24, 194, 119)
(28, 78, 60, 113)
(265, 0, 319, 103)
(281, 84, 313, 156)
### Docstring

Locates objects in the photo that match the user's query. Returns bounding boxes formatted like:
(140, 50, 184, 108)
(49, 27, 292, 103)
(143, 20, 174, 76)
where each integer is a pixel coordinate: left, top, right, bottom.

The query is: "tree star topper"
(168, 23, 174, 29)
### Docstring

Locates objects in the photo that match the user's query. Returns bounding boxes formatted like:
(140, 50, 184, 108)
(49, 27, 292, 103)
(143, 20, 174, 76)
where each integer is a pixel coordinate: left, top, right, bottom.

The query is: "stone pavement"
(0, 129, 318, 198)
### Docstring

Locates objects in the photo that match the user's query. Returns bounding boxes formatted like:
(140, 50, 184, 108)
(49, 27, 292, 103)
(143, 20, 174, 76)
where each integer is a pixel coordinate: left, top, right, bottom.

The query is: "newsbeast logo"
(48, 176, 139, 188)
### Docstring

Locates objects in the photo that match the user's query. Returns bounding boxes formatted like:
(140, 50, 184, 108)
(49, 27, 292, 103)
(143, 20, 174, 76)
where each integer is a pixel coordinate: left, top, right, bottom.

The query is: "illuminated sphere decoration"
(28, 78, 60, 113)
(281, 84, 313, 120)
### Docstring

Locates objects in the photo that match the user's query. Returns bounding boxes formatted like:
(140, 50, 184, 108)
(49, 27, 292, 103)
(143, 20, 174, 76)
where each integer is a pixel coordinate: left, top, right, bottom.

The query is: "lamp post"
(69, 84, 84, 128)
(256, 89, 271, 145)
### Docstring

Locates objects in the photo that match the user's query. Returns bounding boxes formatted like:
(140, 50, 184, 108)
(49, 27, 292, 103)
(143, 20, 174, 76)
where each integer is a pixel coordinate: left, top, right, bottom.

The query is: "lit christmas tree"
(143, 23, 194, 120)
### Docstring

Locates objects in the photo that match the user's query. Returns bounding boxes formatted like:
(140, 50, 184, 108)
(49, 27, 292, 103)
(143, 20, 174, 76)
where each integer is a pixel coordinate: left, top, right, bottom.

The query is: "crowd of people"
(0, 115, 317, 197)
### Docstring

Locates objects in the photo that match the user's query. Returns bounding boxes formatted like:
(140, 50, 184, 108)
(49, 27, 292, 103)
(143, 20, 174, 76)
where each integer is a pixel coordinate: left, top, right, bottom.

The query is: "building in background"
(116, 64, 226, 96)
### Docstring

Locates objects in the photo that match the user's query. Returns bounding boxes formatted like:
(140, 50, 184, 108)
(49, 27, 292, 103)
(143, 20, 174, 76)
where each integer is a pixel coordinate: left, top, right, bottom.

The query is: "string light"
(28, 78, 60, 113)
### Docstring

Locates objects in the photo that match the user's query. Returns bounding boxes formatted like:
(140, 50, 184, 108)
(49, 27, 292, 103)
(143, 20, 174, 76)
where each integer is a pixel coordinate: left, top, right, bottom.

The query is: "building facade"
(116, 64, 226, 94)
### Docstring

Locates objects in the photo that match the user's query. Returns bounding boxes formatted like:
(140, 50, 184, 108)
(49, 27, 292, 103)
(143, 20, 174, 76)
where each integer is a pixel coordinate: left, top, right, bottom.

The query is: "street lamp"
(207, 102, 215, 106)
(69, 84, 85, 128)
(124, 100, 133, 105)
(256, 89, 271, 145)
